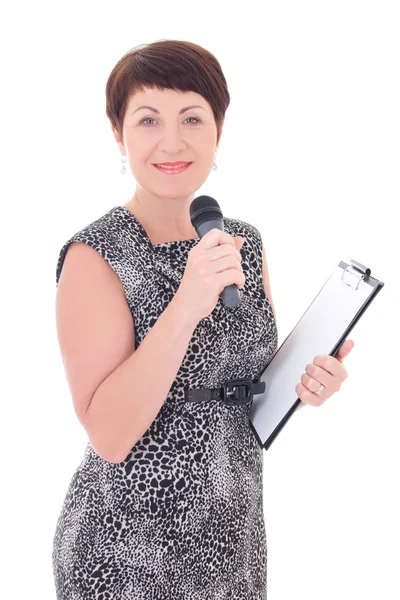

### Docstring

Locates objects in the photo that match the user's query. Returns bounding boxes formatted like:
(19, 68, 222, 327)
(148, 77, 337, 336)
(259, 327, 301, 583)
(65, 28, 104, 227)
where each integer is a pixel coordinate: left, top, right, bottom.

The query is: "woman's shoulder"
(55, 206, 135, 287)
(225, 216, 263, 253)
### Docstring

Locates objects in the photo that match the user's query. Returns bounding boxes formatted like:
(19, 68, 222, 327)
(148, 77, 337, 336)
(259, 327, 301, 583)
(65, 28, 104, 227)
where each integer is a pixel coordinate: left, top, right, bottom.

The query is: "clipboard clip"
(341, 259, 371, 291)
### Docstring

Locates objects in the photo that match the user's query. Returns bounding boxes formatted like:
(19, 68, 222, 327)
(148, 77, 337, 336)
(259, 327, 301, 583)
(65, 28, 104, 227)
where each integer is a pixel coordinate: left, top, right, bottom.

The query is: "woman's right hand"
(175, 229, 245, 324)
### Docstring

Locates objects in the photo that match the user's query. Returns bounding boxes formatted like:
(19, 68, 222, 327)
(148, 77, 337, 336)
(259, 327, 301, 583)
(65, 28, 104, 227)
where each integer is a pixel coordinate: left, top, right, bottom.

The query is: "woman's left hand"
(296, 339, 355, 407)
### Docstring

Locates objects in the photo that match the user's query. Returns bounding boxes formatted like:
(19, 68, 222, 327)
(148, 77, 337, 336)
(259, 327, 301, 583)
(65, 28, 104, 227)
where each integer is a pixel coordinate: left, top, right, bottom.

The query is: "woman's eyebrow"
(132, 105, 207, 116)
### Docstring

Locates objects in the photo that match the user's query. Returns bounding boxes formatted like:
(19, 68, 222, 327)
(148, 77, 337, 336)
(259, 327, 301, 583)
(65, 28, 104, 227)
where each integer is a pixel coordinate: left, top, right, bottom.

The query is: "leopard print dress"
(52, 205, 278, 600)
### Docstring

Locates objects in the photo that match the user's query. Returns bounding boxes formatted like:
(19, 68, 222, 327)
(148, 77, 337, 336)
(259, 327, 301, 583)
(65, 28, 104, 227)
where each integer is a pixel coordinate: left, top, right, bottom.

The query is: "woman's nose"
(157, 125, 187, 150)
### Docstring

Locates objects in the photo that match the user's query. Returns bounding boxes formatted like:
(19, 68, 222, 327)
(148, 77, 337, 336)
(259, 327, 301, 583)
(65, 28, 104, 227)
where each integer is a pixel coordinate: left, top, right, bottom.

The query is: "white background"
(1, 1, 398, 598)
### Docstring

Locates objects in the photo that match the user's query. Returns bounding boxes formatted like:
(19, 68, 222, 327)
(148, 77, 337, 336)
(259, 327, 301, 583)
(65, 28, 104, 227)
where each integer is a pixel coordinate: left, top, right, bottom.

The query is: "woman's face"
(114, 87, 221, 198)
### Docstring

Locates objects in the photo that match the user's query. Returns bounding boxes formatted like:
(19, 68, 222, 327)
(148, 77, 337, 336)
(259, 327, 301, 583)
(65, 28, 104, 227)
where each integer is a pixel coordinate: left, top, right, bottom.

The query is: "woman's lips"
(153, 162, 192, 174)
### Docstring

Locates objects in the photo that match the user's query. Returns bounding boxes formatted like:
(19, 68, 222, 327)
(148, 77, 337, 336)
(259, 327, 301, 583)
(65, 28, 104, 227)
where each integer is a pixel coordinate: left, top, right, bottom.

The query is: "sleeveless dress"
(52, 205, 278, 600)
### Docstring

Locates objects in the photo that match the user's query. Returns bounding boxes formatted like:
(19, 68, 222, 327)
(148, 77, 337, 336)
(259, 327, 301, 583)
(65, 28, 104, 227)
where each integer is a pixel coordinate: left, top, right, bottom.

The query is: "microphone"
(190, 195, 241, 308)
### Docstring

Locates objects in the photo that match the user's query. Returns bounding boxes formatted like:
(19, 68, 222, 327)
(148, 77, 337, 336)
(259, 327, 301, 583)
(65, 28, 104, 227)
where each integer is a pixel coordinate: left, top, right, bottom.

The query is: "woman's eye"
(140, 117, 200, 126)
(141, 118, 156, 126)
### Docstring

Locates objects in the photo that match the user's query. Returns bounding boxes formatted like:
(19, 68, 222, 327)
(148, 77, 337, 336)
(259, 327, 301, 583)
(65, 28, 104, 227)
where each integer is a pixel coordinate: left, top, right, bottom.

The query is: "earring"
(213, 151, 218, 171)
(121, 155, 127, 174)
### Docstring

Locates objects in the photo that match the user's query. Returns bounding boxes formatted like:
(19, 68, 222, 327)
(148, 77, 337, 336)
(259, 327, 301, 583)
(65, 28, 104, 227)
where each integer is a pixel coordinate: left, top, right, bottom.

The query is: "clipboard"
(249, 259, 385, 451)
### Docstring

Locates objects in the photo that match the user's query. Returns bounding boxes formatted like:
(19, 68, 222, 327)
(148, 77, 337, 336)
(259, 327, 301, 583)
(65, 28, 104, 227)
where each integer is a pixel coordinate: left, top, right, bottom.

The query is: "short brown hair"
(105, 39, 230, 146)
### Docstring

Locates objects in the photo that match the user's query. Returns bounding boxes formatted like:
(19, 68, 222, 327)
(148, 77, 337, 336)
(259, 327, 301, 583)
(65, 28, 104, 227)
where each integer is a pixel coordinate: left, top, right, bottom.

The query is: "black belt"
(184, 377, 266, 406)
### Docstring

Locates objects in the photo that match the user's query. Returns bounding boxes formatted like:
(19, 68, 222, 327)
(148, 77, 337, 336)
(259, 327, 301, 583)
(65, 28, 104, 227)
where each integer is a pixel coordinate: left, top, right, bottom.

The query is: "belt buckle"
(222, 378, 254, 406)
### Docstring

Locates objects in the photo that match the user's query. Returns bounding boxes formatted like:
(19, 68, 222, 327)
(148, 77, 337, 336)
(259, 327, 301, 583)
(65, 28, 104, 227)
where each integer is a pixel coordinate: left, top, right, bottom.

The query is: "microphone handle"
(195, 219, 241, 308)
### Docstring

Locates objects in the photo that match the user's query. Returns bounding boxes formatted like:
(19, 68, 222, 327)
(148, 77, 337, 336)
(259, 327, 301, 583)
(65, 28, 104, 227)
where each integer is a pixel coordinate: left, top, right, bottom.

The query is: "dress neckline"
(113, 205, 201, 248)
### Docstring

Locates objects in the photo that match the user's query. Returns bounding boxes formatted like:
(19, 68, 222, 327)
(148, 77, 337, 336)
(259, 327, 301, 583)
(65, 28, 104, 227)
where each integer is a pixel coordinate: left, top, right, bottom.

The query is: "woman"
(52, 39, 352, 599)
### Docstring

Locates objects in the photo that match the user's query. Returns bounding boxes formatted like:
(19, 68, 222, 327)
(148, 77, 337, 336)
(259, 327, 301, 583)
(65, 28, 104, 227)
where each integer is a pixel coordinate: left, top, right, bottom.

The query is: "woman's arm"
(56, 241, 199, 464)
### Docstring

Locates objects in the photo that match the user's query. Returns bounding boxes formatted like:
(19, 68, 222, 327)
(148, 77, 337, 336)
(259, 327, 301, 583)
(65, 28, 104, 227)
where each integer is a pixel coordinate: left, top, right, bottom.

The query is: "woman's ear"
(111, 125, 124, 150)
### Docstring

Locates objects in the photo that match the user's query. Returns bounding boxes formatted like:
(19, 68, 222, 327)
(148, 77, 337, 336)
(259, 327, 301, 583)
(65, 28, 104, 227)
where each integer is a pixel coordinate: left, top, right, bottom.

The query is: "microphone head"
(190, 195, 223, 229)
